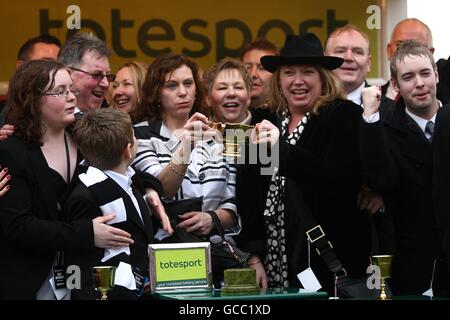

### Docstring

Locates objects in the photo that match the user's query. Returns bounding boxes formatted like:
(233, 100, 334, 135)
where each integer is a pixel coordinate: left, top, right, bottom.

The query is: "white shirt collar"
(103, 167, 136, 192)
(404, 100, 442, 133)
(347, 82, 365, 106)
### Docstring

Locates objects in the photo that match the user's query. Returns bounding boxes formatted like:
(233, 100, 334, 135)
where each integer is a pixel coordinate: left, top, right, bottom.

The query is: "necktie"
(425, 121, 434, 143)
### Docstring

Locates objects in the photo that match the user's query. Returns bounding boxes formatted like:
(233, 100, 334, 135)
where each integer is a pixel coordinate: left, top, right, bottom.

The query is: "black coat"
(236, 99, 372, 293)
(0, 136, 93, 299)
(437, 57, 450, 104)
(64, 172, 154, 300)
(433, 104, 450, 275)
(360, 98, 450, 296)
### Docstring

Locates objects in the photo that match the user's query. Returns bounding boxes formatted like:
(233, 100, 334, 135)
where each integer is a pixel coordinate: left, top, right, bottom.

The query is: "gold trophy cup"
(209, 122, 254, 157)
(371, 255, 393, 300)
(91, 266, 116, 300)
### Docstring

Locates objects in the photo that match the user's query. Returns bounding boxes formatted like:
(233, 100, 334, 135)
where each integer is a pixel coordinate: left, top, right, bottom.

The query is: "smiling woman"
(132, 53, 245, 286)
(111, 61, 148, 120)
(0, 60, 134, 299)
(203, 58, 252, 124)
(235, 33, 372, 294)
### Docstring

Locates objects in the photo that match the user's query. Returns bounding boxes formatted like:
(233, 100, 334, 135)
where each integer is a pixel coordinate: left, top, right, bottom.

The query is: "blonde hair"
(269, 66, 346, 115)
(110, 61, 148, 119)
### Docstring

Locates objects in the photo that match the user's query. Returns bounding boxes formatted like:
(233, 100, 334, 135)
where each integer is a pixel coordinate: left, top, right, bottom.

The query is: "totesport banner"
(0, 0, 381, 83)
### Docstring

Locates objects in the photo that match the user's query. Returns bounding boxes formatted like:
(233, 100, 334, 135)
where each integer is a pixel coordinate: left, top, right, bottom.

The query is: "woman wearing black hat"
(235, 33, 372, 293)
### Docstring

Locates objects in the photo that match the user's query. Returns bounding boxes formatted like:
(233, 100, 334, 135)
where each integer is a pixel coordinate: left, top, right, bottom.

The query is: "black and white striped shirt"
(132, 120, 240, 234)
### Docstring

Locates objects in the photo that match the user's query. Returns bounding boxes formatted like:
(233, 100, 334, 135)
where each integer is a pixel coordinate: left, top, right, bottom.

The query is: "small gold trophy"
(372, 255, 393, 300)
(209, 122, 254, 157)
(91, 266, 116, 300)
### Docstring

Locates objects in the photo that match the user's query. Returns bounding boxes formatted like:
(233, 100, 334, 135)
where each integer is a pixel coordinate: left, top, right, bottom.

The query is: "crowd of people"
(1, 16, 450, 300)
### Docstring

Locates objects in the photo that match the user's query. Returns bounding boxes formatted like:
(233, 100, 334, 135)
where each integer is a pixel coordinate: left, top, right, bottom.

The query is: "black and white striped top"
(132, 120, 240, 234)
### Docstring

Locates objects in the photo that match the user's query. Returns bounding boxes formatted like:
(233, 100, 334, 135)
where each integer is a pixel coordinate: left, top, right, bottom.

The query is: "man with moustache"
(361, 40, 450, 297)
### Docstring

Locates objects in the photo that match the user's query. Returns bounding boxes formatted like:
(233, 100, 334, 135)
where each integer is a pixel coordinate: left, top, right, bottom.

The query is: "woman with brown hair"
(133, 53, 239, 240)
(238, 33, 372, 293)
(0, 60, 134, 299)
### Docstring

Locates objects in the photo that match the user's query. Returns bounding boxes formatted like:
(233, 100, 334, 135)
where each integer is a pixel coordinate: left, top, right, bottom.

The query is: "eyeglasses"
(43, 88, 80, 98)
(69, 67, 116, 82)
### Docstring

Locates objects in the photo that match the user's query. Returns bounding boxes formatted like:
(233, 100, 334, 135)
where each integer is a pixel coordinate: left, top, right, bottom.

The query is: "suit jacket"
(0, 136, 93, 300)
(433, 104, 450, 274)
(360, 98, 450, 295)
(237, 99, 372, 293)
(64, 169, 154, 300)
(437, 57, 450, 105)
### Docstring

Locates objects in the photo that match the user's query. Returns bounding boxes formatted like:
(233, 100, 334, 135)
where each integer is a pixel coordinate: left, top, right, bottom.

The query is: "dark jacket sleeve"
(359, 118, 399, 193)
(234, 163, 269, 259)
(280, 101, 362, 192)
(433, 105, 450, 268)
(0, 140, 94, 253)
(132, 168, 163, 196)
(64, 185, 103, 221)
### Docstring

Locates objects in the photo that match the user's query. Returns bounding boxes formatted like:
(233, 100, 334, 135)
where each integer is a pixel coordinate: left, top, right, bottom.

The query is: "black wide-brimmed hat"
(261, 33, 343, 73)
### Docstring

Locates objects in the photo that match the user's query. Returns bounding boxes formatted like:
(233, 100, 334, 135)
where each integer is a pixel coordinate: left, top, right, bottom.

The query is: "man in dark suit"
(65, 108, 171, 299)
(361, 40, 450, 296)
(325, 25, 395, 255)
(436, 56, 450, 104)
(433, 105, 450, 275)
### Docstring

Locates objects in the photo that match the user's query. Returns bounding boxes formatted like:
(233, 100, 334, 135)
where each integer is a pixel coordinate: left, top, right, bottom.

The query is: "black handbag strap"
(207, 210, 242, 262)
(207, 210, 226, 239)
(289, 181, 346, 276)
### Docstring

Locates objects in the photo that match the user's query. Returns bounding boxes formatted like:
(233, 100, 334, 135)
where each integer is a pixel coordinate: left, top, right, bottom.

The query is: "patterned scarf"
(263, 111, 310, 287)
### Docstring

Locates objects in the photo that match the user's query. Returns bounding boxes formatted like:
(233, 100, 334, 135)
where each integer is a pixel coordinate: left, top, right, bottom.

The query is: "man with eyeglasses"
(58, 32, 115, 113)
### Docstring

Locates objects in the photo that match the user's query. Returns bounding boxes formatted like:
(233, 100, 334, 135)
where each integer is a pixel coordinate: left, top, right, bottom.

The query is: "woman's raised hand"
(251, 120, 280, 146)
(176, 112, 217, 148)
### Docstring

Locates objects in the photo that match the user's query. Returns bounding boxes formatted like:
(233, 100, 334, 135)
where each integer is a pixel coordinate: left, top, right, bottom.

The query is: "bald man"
(383, 18, 434, 101)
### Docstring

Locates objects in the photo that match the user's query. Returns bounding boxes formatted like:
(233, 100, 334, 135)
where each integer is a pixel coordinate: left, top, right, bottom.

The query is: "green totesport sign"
(148, 242, 212, 292)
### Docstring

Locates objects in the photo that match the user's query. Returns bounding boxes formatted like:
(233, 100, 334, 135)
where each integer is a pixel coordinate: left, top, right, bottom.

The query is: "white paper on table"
(423, 288, 434, 297)
(297, 267, 322, 292)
